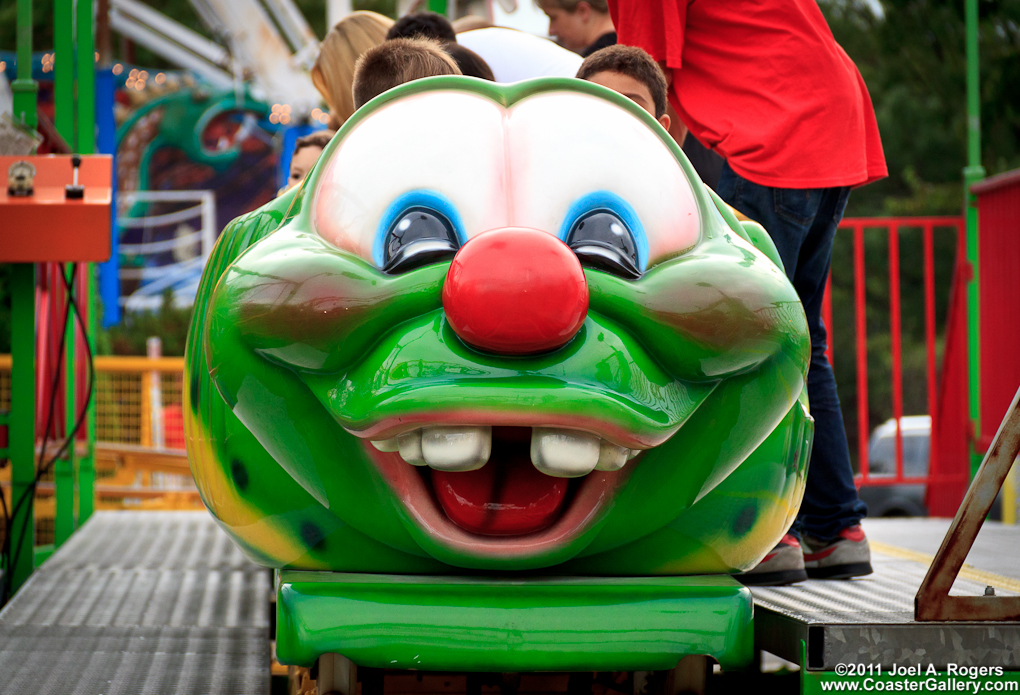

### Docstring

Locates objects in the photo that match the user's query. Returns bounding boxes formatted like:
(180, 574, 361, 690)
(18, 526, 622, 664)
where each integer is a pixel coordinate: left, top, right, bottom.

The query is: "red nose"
(443, 228, 589, 355)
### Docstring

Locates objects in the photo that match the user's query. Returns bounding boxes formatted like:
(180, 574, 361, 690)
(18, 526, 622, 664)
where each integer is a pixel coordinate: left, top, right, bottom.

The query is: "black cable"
(0, 263, 72, 602)
(2, 263, 95, 605)
(11, 264, 96, 577)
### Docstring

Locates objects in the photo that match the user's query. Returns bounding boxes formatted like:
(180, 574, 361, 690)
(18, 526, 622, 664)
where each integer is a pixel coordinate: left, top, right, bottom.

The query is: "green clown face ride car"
(185, 76, 812, 583)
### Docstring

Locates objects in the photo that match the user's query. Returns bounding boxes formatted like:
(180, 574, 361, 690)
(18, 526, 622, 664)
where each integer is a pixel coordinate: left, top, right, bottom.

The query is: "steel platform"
(752, 518, 1020, 671)
(1, 512, 1019, 691)
(0, 511, 270, 694)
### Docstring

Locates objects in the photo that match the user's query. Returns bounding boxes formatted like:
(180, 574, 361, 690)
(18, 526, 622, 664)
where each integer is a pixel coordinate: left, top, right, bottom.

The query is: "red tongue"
(432, 427, 569, 535)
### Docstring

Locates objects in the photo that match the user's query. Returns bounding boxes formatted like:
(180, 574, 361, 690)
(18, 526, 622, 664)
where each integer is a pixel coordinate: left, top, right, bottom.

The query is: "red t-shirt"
(609, 0, 887, 189)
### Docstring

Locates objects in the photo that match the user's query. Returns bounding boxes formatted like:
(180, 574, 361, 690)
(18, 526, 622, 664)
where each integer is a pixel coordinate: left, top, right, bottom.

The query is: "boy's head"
(352, 37, 462, 110)
(282, 130, 334, 194)
(577, 45, 671, 130)
(443, 42, 495, 81)
(537, 0, 611, 54)
(386, 12, 457, 42)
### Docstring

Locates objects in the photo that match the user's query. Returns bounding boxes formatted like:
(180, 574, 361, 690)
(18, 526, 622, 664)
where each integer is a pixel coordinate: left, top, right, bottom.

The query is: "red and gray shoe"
(802, 525, 874, 579)
(736, 534, 808, 586)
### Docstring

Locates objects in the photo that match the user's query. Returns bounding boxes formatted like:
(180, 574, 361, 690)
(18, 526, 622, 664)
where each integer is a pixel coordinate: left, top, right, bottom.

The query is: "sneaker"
(737, 534, 808, 586)
(802, 525, 874, 579)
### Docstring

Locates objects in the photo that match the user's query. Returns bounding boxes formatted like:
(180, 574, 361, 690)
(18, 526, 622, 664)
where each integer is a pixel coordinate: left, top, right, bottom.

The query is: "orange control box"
(1, 154, 113, 262)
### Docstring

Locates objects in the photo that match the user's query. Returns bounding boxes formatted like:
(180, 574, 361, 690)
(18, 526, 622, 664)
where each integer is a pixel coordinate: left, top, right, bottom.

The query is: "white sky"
(491, 0, 885, 37)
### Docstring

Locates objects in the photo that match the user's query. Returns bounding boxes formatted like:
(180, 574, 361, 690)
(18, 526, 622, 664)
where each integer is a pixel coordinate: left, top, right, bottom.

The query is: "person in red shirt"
(608, 0, 887, 585)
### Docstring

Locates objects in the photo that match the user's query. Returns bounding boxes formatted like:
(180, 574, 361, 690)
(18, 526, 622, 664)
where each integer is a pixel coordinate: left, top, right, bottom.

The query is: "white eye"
(312, 92, 507, 261)
(506, 92, 700, 267)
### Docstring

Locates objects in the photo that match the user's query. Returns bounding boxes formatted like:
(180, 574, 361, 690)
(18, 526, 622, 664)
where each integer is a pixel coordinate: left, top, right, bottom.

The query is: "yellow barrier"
(0, 354, 197, 525)
(0, 353, 187, 450)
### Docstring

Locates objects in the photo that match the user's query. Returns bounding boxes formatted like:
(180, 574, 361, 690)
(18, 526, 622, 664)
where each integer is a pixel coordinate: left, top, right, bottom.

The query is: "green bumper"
(276, 572, 754, 672)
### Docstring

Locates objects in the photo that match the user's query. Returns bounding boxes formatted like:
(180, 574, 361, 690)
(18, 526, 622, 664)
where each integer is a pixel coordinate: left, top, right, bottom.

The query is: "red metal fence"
(821, 216, 965, 489)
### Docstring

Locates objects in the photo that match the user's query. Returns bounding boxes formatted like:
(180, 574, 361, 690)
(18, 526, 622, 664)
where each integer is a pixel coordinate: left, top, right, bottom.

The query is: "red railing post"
(888, 224, 905, 480)
(854, 223, 870, 478)
(837, 216, 964, 489)
(924, 223, 939, 483)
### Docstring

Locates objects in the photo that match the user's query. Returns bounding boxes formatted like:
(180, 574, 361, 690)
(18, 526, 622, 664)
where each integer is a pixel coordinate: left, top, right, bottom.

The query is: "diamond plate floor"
(751, 519, 1020, 670)
(0, 511, 270, 695)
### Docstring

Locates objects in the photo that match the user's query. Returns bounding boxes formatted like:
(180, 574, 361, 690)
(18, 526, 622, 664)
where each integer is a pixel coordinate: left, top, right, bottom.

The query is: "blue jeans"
(716, 163, 867, 542)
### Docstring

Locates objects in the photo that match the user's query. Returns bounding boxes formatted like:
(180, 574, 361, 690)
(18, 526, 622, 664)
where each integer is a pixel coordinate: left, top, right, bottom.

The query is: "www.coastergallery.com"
(821, 677, 1017, 692)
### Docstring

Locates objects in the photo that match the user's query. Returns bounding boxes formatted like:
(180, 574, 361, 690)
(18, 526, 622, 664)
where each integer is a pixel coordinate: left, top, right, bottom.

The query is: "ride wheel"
(633, 656, 710, 695)
(316, 653, 357, 695)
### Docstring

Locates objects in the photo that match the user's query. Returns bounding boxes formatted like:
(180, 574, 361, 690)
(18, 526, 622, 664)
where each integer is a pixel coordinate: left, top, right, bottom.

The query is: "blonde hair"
(452, 15, 494, 33)
(312, 11, 395, 126)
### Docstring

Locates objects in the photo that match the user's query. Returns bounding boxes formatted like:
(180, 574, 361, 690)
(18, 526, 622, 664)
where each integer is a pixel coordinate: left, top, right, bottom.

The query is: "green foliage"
(821, 0, 1020, 217)
(814, 0, 1019, 468)
(100, 290, 194, 356)
(353, 0, 398, 19)
(0, 1, 54, 54)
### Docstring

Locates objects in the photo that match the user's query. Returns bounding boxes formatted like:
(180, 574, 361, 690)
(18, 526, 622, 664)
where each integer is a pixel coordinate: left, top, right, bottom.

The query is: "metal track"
(752, 553, 1020, 671)
(0, 511, 270, 694)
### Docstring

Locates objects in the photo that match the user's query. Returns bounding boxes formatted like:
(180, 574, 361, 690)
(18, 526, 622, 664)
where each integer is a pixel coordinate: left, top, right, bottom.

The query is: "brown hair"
(311, 11, 394, 127)
(443, 42, 495, 81)
(293, 130, 335, 156)
(352, 37, 462, 110)
(576, 44, 669, 118)
(386, 12, 457, 42)
(536, 0, 608, 12)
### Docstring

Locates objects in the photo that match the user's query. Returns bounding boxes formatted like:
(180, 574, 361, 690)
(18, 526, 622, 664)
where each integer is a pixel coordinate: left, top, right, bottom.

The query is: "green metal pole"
(77, 0, 96, 154)
(964, 0, 985, 478)
(80, 273, 97, 526)
(77, 0, 98, 526)
(53, 0, 76, 547)
(427, 0, 448, 16)
(9, 265, 36, 593)
(55, 0, 74, 147)
(8, 0, 38, 596)
(12, 0, 38, 130)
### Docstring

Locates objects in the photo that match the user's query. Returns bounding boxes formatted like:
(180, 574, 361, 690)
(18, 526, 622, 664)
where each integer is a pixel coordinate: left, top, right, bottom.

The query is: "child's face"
(284, 145, 324, 193)
(585, 70, 671, 132)
(542, 5, 590, 53)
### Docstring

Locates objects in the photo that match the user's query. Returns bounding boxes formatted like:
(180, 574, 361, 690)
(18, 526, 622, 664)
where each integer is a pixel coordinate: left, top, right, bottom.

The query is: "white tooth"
(397, 431, 427, 466)
(530, 428, 600, 478)
(595, 440, 630, 471)
(371, 437, 400, 452)
(421, 426, 491, 472)
(628, 449, 641, 460)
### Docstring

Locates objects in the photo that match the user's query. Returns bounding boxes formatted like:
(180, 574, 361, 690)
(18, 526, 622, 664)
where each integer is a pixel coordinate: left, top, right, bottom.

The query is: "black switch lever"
(66, 154, 84, 199)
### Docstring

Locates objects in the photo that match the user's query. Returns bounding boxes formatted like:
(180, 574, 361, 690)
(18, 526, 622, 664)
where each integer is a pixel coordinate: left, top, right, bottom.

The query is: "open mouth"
(361, 423, 643, 558)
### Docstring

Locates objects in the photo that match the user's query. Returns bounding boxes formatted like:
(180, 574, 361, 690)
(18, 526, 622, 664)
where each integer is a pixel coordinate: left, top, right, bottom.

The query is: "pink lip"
(365, 443, 633, 560)
(346, 410, 674, 450)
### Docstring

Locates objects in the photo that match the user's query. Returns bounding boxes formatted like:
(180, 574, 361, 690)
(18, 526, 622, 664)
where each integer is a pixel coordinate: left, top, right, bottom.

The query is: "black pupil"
(383, 207, 458, 273)
(566, 210, 641, 278)
(386, 210, 453, 260)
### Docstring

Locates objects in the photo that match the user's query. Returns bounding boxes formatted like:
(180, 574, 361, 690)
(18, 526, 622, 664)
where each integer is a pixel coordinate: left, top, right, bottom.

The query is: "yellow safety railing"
(0, 354, 187, 450)
(0, 354, 202, 528)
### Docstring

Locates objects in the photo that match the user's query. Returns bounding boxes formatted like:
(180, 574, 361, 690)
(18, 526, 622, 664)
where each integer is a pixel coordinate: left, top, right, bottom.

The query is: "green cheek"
(563, 396, 812, 574)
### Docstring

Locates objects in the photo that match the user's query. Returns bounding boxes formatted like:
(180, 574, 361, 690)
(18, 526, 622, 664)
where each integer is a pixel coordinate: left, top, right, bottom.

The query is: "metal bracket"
(915, 385, 1020, 621)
